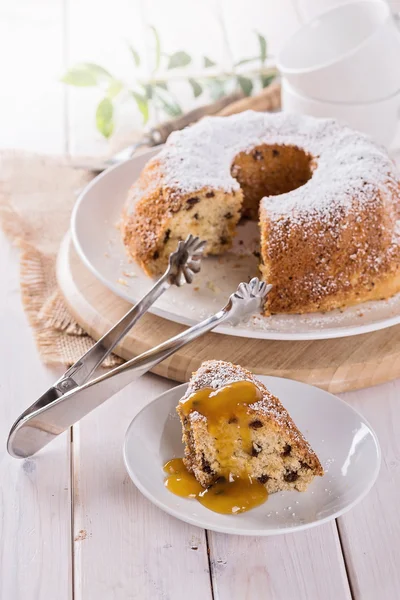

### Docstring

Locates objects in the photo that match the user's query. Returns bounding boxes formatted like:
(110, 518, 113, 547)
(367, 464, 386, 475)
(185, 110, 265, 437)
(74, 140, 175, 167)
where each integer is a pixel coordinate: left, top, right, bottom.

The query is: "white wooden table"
(2, 2, 400, 598)
(1, 228, 400, 600)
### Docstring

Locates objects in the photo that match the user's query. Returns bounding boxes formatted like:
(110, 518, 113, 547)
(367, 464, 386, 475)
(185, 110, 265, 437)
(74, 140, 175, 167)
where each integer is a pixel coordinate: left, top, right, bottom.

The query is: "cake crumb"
(117, 278, 128, 286)
(207, 281, 221, 293)
(122, 270, 137, 278)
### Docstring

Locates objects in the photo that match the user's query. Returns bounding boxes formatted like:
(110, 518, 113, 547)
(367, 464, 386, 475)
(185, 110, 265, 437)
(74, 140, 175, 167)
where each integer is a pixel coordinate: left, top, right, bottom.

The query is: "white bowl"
(123, 377, 381, 536)
(281, 79, 400, 147)
(297, 0, 359, 23)
(277, 0, 400, 103)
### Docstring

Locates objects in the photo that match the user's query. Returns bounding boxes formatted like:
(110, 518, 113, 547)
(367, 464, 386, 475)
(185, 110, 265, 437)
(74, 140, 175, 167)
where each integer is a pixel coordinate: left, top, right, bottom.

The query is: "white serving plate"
(123, 376, 380, 536)
(71, 148, 400, 341)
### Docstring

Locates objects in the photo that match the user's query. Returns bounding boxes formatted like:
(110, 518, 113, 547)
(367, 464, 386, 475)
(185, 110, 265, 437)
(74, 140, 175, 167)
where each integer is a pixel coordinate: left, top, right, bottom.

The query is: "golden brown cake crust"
(121, 111, 400, 313)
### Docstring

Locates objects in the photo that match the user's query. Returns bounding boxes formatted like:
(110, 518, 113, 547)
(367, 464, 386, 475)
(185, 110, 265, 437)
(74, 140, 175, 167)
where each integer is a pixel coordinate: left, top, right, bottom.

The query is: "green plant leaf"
(155, 90, 183, 116)
(81, 63, 113, 78)
(260, 73, 275, 88)
(207, 78, 226, 100)
(203, 56, 216, 68)
(127, 44, 140, 67)
(62, 67, 97, 86)
(256, 32, 267, 63)
(234, 56, 258, 67)
(144, 83, 153, 99)
(107, 79, 123, 98)
(167, 51, 191, 69)
(150, 25, 161, 70)
(62, 63, 112, 87)
(96, 97, 114, 138)
(132, 92, 149, 123)
(189, 78, 202, 98)
(237, 75, 253, 96)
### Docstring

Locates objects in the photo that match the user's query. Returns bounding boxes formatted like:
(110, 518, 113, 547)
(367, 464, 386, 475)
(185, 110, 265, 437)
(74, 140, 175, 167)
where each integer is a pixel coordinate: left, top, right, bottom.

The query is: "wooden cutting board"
(57, 235, 400, 393)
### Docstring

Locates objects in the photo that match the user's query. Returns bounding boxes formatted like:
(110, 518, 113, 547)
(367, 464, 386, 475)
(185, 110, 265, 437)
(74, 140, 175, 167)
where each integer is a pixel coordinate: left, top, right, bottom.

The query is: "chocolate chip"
(288, 276, 293, 281)
(228, 416, 238, 424)
(206, 191, 215, 198)
(251, 442, 262, 457)
(193, 213, 199, 220)
(201, 455, 213, 474)
(153, 250, 160, 260)
(257, 474, 269, 484)
(164, 229, 171, 243)
(249, 420, 263, 429)
(272, 149, 279, 157)
(239, 240, 244, 245)
(300, 461, 311, 470)
(186, 197, 200, 209)
(284, 470, 298, 483)
(253, 150, 263, 161)
(253, 251, 261, 259)
(282, 444, 291, 457)
(220, 236, 228, 245)
(224, 212, 233, 219)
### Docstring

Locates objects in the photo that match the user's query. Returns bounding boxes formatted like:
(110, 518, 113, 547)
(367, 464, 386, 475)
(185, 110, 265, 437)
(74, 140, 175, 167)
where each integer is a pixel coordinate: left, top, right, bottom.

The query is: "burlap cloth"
(0, 151, 123, 367)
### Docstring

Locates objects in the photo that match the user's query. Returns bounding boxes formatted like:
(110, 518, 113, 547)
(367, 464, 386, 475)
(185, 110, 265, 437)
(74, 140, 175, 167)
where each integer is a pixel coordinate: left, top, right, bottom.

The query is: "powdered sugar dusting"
(151, 111, 400, 306)
(157, 111, 397, 212)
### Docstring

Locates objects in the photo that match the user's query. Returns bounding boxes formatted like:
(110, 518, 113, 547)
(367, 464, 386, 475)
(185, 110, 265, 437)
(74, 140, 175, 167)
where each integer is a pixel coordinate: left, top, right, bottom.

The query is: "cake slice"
(177, 360, 323, 494)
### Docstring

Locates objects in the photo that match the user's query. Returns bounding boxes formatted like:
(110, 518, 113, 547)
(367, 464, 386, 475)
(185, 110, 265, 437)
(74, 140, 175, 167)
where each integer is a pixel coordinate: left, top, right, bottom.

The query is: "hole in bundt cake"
(231, 144, 313, 219)
(124, 141, 314, 293)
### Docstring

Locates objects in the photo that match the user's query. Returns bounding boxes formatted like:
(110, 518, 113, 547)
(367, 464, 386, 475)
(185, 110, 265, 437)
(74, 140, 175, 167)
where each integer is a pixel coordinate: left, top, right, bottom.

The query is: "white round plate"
(123, 376, 380, 536)
(71, 148, 400, 340)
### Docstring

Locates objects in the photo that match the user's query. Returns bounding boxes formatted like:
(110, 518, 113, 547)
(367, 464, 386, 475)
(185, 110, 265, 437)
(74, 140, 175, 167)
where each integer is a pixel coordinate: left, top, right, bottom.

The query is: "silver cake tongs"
(7, 235, 272, 459)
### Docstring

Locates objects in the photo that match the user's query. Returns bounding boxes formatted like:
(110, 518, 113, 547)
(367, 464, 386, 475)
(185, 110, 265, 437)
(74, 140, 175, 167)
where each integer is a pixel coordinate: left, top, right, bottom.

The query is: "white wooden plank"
(0, 232, 72, 599)
(66, 0, 148, 156)
(0, 1, 66, 154)
(338, 380, 400, 600)
(208, 521, 351, 600)
(72, 375, 213, 600)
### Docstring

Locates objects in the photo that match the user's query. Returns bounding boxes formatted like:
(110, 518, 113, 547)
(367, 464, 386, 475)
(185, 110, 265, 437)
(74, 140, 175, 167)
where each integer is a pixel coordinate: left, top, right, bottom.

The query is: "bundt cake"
(176, 360, 323, 496)
(121, 111, 400, 314)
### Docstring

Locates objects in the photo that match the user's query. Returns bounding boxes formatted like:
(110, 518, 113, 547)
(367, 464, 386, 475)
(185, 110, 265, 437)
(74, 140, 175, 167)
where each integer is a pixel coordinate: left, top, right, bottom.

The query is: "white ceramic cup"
(277, 0, 400, 103)
(296, 0, 361, 23)
(281, 78, 400, 147)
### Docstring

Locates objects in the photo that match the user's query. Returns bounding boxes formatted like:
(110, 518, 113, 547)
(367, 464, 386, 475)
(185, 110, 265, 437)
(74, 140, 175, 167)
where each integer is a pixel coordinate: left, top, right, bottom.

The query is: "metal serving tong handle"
(7, 234, 205, 456)
(55, 234, 206, 393)
(8, 277, 271, 459)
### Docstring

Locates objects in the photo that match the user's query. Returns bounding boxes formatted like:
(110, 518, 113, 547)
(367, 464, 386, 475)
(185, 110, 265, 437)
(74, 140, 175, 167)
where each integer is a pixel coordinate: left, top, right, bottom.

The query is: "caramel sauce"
(180, 381, 262, 473)
(197, 475, 267, 514)
(164, 381, 269, 514)
(163, 458, 203, 498)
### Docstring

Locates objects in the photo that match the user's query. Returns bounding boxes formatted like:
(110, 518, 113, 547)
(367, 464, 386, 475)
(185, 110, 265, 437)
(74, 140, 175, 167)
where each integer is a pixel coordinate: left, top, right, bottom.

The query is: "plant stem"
(141, 65, 277, 86)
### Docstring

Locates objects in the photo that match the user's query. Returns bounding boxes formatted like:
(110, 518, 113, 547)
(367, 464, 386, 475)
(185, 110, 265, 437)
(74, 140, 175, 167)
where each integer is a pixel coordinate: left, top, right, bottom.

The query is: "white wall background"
(1, 0, 397, 155)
